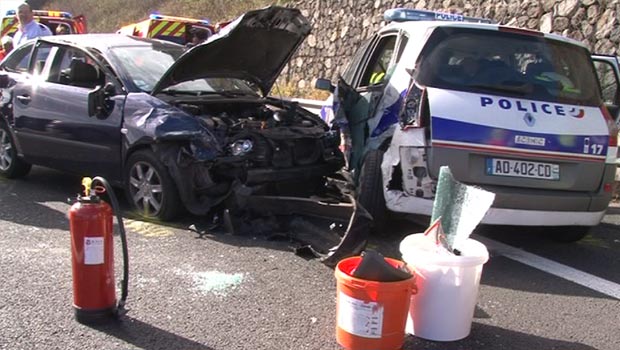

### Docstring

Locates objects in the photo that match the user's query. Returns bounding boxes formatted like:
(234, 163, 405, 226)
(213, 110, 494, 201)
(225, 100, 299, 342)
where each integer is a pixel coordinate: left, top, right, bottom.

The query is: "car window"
(1, 42, 34, 73)
(109, 45, 184, 93)
(30, 42, 54, 75)
(358, 35, 397, 88)
(416, 27, 602, 106)
(396, 34, 409, 63)
(593, 60, 619, 106)
(341, 38, 372, 86)
(48, 47, 104, 89)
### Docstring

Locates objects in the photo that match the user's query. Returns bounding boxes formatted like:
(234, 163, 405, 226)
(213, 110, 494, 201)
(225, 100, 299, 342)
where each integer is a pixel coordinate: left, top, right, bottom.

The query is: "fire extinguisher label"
(84, 237, 104, 265)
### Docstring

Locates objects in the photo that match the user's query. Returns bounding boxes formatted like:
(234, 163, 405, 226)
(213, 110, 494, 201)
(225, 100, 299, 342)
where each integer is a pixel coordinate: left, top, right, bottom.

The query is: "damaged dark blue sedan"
(0, 7, 343, 220)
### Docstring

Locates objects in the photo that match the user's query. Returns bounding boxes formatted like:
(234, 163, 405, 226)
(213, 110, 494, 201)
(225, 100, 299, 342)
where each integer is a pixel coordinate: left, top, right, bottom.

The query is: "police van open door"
(592, 55, 620, 124)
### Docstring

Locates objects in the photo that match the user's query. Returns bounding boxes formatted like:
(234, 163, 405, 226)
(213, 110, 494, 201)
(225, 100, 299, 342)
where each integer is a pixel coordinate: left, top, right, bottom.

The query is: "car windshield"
(110, 45, 259, 96)
(415, 27, 602, 106)
(110, 45, 183, 92)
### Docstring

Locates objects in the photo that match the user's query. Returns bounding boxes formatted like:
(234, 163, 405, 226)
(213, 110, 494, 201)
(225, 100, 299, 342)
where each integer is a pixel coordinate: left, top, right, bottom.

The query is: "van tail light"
(402, 85, 428, 129)
(600, 105, 618, 163)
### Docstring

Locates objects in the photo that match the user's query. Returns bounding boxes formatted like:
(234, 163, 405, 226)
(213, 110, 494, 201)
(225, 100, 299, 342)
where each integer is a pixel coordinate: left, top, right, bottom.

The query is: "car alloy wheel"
(0, 128, 12, 171)
(0, 123, 31, 179)
(128, 161, 165, 217)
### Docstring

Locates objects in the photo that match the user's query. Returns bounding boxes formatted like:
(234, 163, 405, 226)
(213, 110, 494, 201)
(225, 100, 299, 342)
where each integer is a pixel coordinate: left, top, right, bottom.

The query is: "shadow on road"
(0, 167, 80, 230)
(402, 322, 598, 350)
(92, 316, 214, 350)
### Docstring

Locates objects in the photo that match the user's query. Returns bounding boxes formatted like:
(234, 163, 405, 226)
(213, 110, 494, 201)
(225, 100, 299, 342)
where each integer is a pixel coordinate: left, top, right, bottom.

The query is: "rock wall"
(280, 0, 620, 88)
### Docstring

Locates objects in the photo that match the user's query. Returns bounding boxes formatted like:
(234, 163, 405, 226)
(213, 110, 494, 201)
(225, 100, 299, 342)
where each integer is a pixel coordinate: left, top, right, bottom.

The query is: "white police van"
(316, 8, 620, 241)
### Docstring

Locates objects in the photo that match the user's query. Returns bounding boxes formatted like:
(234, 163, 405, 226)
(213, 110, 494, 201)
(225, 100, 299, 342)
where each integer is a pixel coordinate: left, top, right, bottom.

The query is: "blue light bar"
(384, 8, 493, 24)
(150, 14, 162, 20)
(6, 9, 16, 16)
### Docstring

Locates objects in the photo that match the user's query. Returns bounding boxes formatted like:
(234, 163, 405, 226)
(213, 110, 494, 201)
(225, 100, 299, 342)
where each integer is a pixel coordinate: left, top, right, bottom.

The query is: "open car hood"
(151, 6, 311, 96)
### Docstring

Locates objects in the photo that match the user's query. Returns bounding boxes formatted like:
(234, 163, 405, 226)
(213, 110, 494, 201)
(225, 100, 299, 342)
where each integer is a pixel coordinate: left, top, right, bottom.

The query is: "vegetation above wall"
(40, 0, 275, 32)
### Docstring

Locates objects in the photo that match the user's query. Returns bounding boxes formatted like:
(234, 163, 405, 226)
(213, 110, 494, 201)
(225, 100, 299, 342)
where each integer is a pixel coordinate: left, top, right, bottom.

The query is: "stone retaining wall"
(280, 0, 620, 87)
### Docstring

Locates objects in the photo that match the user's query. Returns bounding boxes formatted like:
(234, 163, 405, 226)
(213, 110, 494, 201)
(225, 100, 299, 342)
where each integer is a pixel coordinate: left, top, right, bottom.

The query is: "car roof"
(383, 20, 588, 49)
(37, 33, 183, 51)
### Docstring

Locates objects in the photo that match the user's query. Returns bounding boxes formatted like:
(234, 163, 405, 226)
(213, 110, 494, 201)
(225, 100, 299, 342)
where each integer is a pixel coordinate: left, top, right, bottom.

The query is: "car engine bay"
(147, 98, 343, 215)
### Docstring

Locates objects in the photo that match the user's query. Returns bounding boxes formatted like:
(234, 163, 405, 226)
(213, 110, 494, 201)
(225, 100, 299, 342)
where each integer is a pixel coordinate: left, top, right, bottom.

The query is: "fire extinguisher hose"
(92, 176, 129, 317)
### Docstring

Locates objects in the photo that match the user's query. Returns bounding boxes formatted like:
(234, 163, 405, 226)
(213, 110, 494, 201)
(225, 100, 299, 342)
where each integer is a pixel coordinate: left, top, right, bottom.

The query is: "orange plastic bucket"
(335, 256, 416, 350)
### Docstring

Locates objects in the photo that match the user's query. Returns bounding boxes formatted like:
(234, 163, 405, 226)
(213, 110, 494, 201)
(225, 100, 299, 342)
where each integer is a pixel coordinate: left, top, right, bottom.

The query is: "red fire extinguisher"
(69, 176, 128, 324)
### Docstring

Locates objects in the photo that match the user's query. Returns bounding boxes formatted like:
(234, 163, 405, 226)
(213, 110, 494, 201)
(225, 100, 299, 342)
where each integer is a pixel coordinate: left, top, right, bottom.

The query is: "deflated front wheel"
(125, 150, 181, 221)
(0, 122, 31, 179)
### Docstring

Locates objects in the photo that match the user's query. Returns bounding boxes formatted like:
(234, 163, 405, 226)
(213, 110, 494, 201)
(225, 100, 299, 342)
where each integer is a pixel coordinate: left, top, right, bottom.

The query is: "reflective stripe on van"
(427, 88, 609, 159)
(426, 87, 608, 192)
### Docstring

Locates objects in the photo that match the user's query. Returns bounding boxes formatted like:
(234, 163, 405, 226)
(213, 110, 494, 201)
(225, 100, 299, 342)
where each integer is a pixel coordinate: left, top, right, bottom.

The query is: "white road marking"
(473, 235, 620, 300)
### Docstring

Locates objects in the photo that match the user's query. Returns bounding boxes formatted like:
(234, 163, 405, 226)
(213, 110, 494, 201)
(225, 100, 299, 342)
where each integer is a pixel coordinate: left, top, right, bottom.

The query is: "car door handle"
(16, 95, 31, 104)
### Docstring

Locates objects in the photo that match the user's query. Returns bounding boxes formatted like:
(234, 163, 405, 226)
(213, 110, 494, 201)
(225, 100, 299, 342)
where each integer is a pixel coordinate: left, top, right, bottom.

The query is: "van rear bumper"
(384, 190, 607, 226)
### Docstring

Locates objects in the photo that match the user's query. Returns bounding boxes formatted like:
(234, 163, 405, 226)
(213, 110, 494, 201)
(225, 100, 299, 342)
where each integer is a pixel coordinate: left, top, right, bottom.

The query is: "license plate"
(486, 158, 560, 180)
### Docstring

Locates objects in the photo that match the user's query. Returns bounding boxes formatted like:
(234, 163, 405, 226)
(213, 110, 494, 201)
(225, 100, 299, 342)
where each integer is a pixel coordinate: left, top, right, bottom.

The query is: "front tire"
(0, 122, 31, 179)
(125, 150, 181, 221)
(357, 149, 387, 234)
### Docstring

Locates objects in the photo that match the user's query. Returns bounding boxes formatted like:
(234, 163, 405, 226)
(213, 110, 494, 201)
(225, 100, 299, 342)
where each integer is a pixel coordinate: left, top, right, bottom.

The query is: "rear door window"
(1, 42, 34, 73)
(416, 27, 602, 106)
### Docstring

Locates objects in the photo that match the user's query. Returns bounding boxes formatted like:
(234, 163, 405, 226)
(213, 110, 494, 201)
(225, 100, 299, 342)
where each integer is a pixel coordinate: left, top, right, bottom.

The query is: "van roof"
(383, 20, 588, 50)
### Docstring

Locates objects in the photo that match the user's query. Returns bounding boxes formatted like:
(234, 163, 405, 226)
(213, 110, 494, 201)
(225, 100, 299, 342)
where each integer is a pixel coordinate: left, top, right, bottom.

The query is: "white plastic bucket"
(399, 233, 489, 341)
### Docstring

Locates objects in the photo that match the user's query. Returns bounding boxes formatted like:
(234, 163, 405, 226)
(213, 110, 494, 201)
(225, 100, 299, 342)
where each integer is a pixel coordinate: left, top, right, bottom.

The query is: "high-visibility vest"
(370, 71, 385, 84)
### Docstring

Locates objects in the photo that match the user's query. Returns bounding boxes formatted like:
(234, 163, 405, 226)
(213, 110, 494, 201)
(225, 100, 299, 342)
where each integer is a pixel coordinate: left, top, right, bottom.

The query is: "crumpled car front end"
(123, 95, 343, 216)
(120, 6, 344, 216)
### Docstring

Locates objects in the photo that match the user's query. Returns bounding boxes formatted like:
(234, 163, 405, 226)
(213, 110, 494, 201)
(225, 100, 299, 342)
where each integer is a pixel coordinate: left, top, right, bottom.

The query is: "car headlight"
(230, 139, 253, 156)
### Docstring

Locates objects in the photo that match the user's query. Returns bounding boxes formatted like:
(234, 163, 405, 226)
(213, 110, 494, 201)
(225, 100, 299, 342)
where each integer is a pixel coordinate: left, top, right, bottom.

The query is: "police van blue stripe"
(431, 116, 609, 157)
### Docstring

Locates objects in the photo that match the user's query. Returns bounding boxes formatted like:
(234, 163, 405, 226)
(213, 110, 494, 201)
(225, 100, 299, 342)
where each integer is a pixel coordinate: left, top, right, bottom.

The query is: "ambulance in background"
(1, 9, 86, 38)
(117, 14, 215, 45)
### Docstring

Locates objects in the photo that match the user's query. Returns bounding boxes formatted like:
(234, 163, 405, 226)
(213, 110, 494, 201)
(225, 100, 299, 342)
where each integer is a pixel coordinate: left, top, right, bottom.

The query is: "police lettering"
(480, 96, 571, 117)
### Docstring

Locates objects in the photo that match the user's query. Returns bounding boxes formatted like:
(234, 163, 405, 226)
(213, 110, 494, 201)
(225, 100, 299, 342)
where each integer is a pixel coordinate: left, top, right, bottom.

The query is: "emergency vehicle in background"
(117, 14, 215, 45)
(1, 9, 86, 38)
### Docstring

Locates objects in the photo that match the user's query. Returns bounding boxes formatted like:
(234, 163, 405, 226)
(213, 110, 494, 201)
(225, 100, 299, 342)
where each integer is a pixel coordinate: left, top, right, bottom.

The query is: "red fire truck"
(1, 9, 86, 38)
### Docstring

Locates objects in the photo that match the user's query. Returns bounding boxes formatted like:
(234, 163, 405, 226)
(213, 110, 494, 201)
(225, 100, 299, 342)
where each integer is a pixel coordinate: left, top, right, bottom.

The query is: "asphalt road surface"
(1, 166, 619, 350)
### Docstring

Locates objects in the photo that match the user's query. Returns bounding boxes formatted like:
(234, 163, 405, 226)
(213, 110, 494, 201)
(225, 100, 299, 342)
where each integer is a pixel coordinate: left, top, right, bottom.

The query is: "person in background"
(12, 2, 52, 47)
(185, 27, 210, 49)
(0, 36, 13, 60)
(55, 25, 70, 35)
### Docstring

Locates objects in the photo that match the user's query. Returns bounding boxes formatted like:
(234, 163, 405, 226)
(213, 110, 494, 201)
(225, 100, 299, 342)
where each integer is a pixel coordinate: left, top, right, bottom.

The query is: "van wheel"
(357, 149, 386, 234)
(0, 122, 31, 179)
(545, 226, 590, 243)
(125, 150, 181, 221)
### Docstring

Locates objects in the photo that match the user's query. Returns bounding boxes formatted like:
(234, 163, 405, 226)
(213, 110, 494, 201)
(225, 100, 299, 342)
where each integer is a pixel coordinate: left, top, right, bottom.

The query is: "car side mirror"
(103, 82, 116, 96)
(315, 78, 335, 93)
(0, 74, 9, 89)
